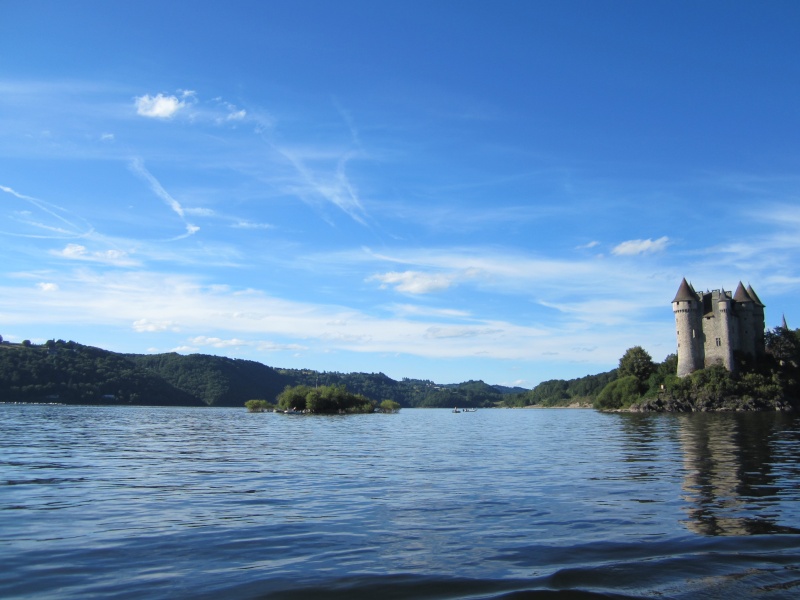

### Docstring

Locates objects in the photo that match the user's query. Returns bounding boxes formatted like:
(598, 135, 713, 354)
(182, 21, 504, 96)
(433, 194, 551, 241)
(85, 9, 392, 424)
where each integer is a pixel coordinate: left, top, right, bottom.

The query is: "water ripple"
(2, 405, 800, 598)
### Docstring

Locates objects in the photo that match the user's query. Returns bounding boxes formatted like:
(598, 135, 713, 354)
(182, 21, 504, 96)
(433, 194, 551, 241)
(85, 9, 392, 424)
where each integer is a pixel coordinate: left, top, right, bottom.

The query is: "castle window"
(716, 338, 721, 347)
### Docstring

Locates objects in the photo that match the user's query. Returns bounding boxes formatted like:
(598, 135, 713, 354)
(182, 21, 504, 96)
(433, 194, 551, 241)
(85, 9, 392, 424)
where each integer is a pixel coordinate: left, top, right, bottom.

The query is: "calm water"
(2, 406, 800, 599)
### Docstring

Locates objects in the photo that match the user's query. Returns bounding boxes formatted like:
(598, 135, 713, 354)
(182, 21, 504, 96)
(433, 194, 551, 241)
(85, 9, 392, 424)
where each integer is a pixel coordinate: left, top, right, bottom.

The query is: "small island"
(246, 384, 401, 414)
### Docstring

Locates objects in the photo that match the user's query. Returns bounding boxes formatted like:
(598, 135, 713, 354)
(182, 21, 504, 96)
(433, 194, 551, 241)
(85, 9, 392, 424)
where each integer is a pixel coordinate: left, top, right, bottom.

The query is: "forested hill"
(0, 339, 521, 408)
(0, 340, 201, 406)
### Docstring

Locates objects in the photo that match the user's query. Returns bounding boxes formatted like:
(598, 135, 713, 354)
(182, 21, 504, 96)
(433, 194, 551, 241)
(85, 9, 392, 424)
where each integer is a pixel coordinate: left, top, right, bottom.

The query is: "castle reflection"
(676, 413, 800, 535)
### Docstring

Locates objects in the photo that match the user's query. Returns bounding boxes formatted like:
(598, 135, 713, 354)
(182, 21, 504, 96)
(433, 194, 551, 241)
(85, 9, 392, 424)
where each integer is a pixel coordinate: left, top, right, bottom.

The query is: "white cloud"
(189, 336, 248, 348)
(61, 243, 87, 258)
(54, 243, 137, 266)
(369, 270, 456, 294)
(425, 326, 503, 339)
(390, 304, 472, 319)
(184, 207, 216, 217)
(135, 93, 186, 118)
(133, 319, 180, 333)
(37, 282, 59, 292)
(576, 240, 600, 250)
(611, 236, 670, 256)
(170, 345, 199, 353)
(232, 221, 272, 230)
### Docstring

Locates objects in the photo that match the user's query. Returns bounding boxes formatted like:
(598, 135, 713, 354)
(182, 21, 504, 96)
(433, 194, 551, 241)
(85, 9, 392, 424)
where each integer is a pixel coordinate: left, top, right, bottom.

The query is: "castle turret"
(746, 284, 766, 356)
(716, 290, 735, 372)
(733, 282, 756, 358)
(673, 278, 703, 377)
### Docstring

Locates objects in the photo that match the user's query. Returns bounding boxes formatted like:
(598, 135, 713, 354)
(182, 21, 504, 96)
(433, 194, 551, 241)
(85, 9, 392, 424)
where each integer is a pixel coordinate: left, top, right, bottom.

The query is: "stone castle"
(672, 278, 765, 377)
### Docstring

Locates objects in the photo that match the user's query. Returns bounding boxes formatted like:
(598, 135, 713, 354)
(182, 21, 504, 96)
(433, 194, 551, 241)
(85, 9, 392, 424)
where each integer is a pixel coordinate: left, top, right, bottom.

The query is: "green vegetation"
(600, 327, 800, 412)
(594, 375, 641, 410)
(379, 399, 402, 413)
(244, 399, 273, 412)
(503, 371, 616, 407)
(276, 384, 376, 414)
(0, 339, 521, 408)
(0, 340, 201, 405)
(128, 353, 292, 406)
(507, 327, 800, 413)
(618, 346, 655, 382)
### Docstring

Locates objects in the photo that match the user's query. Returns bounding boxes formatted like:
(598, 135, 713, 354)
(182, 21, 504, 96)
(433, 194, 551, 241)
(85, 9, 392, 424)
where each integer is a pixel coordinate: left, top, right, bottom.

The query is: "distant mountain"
(0, 339, 525, 408)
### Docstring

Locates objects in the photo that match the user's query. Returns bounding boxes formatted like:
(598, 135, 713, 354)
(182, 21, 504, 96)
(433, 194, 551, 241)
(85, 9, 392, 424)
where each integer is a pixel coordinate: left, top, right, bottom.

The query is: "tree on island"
(379, 399, 401, 413)
(276, 383, 377, 414)
(244, 399, 273, 412)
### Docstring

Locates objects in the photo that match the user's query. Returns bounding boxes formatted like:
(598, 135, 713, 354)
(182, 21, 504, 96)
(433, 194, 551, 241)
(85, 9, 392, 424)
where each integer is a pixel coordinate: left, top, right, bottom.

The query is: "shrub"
(379, 399, 401, 413)
(245, 399, 272, 412)
(594, 376, 641, 410)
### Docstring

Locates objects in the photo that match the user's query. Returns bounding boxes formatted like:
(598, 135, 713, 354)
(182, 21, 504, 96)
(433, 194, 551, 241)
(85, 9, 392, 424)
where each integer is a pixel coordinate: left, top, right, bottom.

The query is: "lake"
(2, 405, 800, 599)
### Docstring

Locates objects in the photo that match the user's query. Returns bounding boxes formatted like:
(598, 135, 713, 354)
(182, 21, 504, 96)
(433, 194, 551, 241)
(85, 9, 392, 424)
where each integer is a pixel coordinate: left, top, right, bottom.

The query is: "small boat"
(452, 407, 461, 413)
(463, 408, 477, 412)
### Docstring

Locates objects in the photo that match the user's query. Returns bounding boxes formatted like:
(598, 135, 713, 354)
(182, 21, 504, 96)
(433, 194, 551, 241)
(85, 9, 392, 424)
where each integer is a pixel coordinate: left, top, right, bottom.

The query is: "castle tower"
(733, 282, 756, 358)
(746, 284, 766, 356)
(673, 278, 703, 377)
(716, 290, 735, 372)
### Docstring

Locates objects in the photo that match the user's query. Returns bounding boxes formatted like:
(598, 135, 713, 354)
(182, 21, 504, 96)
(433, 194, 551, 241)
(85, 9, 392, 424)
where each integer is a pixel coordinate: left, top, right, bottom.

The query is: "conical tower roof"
(672, 278, 697, 303)
(746, 284, 765, 306)
(733, 281, 753, 303)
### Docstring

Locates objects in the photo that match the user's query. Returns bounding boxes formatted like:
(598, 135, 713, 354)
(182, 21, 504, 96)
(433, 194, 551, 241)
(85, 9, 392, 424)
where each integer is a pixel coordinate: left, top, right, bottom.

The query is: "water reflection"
(675, 413, 800, 535)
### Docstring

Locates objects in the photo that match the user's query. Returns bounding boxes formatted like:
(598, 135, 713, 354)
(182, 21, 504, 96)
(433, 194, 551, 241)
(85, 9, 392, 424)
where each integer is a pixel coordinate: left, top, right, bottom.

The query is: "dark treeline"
(0, 340, 519, 408)
(0, 340, 201, 406)
(504, 370, 618, 408)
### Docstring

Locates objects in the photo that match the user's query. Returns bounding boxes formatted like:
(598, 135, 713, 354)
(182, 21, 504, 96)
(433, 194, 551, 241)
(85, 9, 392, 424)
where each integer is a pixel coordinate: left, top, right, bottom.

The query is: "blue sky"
(2, 1, 799, 388)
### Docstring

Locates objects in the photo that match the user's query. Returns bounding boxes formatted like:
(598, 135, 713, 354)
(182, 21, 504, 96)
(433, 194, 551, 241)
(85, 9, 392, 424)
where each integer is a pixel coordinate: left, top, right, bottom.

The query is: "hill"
(0, 340, 201, 406)
(0, 339, 521, 408)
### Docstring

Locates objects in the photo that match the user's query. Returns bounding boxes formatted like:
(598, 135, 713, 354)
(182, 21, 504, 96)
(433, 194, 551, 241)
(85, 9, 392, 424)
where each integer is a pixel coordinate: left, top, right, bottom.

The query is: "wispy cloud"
(576, 240, 600, 250)
(53, 243, 138, 267)
(1, 185, 93, 239)
(133, 318, 180, 333)
(275, 145, 369, 226)
(128, 158, 199, 238)
(368, 270, 457, 294)
(611, 236, 670, 256)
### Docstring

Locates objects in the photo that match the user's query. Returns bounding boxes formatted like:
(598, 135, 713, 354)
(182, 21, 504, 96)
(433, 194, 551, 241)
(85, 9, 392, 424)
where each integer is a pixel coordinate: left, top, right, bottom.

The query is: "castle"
(672, 278, 765, 377)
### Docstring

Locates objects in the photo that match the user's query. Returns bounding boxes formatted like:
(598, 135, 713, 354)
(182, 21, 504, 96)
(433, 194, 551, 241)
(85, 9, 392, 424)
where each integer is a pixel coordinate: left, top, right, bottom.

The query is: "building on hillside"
(672, 278, 765, 377)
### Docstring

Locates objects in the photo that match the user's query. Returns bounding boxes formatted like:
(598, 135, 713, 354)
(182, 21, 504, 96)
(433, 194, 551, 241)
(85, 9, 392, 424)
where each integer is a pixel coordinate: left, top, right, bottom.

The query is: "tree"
(277, 384, 312, 411)
(379, 399, 401, 413)
(766, 326, 800, 367)
(594, 376, 641, 410)
(618, 346, 655, 383)
(245, 399, 272, 412)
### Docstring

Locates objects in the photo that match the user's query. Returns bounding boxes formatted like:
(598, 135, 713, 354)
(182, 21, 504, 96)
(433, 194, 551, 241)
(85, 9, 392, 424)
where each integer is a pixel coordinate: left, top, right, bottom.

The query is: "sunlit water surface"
(2, 405, 800, 599)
